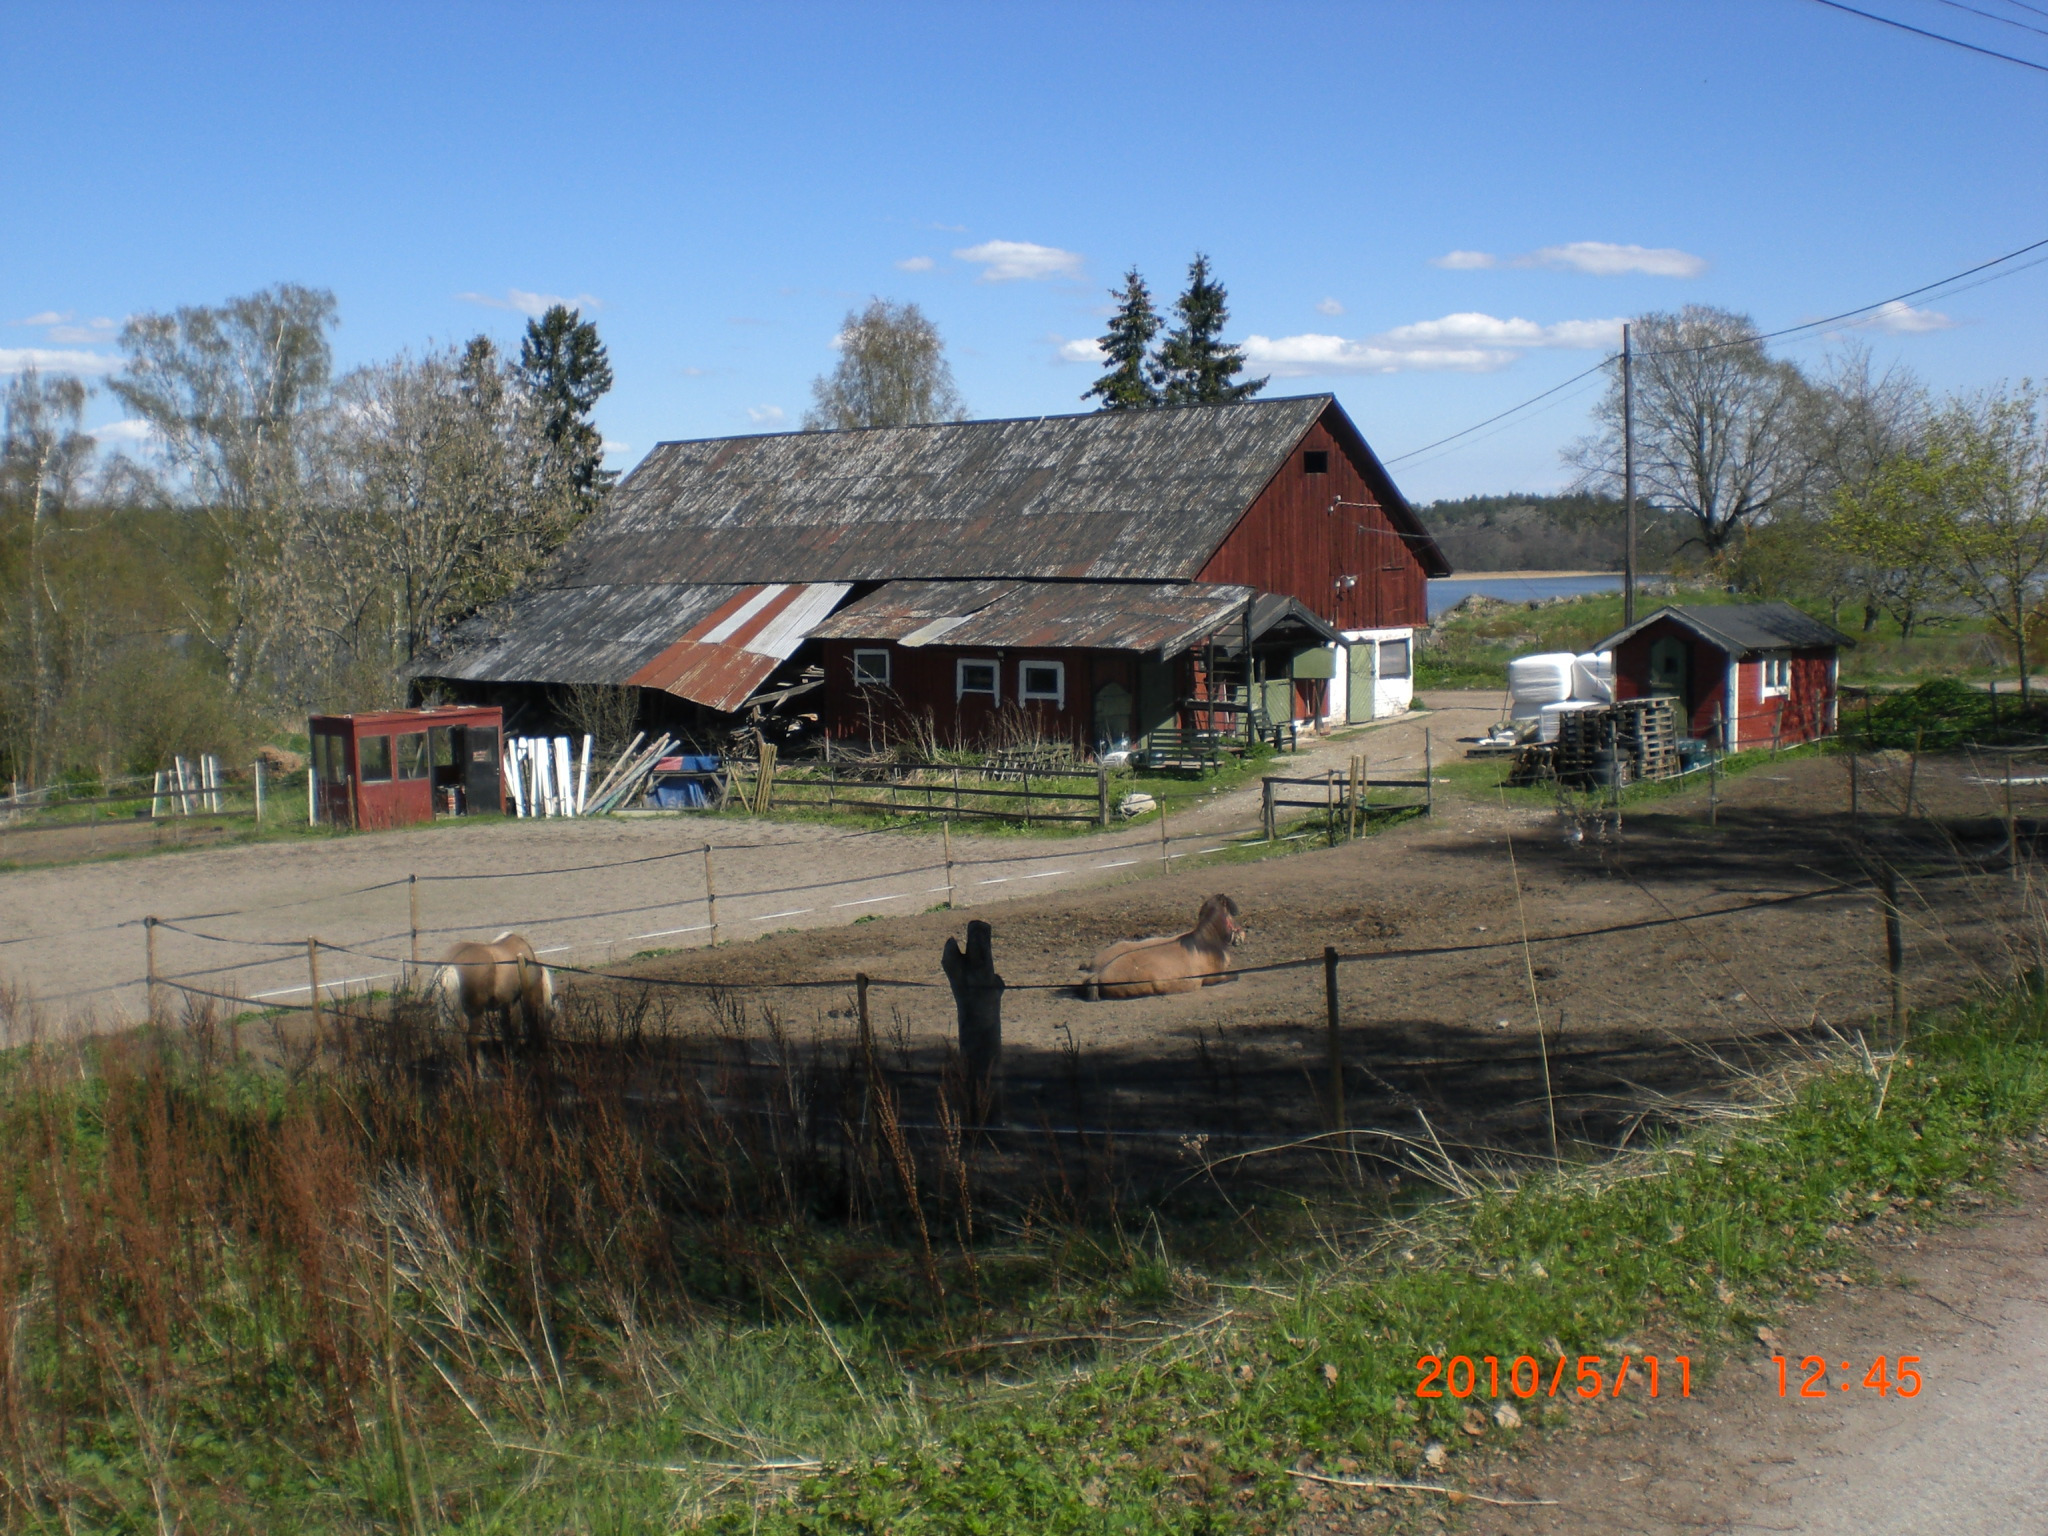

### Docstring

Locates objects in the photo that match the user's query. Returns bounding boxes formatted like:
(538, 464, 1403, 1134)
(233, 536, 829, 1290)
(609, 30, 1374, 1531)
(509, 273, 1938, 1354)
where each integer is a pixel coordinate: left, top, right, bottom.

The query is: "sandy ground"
(0, 696, 1494, 1029)
(1434, 1161, 2048, 1536)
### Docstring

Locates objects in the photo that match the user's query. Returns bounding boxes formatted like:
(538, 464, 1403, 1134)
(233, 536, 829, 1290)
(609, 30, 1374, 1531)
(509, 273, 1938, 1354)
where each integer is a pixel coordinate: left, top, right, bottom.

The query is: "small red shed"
(308, 706, 505, 830)
(1593, 603, 1852, 751)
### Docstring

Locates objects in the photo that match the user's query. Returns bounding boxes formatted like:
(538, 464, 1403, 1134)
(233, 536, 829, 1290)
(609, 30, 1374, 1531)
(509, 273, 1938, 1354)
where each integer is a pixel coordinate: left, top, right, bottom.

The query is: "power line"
(1804, 0, 2048, 72)
(1932, 0, 2048, 41)
(1381, 360, 1611, 465)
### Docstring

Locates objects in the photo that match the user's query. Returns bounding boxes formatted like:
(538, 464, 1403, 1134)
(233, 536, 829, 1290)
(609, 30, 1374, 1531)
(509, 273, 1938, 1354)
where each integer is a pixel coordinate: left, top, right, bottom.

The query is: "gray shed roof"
(542, 394, 1445, 587)
(809, 580, 1261, 657)
(1595, 602, 1855, 655)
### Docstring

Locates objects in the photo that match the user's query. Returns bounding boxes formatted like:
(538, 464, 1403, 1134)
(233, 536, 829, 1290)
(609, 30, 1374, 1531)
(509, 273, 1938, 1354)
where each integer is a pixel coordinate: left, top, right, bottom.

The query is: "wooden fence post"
(306, 938, 325, 1035)
(2007, 756, 2019, 880)
(144, 916, 161, 1021)
(1097, 763, 1110, 828)
(408, 873, 421, 975)
(1262, 777, 1276, 842)
(1879, 864, 1906, 1038)
(941, 921, 1005, 1126)
(1348, 755, 1362, 842)
(703, 844, 719, 944)
(1158, 802, 1169, 862)
(254, 758, 265, 824)
(1323, 947, 1346, 1143)
(1326, 769, 1338, 847)
(1425, 728, 1434, 816)
(1905, 729, 1922, 819)
(943, 819, 956, 908)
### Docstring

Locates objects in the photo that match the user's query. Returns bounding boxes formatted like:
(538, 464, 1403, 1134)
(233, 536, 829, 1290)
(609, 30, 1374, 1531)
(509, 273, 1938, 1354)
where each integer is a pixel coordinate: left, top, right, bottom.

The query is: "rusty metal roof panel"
(419, 581, 850, 711)
(815, 580, 1257, 656)
(548, 396, 1337, 587)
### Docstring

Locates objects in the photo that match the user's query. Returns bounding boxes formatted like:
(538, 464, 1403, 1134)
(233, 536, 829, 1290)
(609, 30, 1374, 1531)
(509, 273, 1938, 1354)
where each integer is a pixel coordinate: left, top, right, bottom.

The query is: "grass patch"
(6, 967, 2047, 1531)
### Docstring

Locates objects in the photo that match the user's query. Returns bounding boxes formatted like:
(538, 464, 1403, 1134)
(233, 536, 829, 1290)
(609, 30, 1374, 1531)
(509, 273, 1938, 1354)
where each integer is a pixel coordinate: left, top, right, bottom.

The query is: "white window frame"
(1378, 637, 1412, 680)
(851, 648, 891, 688)
(1759, 651, 1791, 697)
(956, 657, 1000, 703)
(1017, 658, 1066, 709)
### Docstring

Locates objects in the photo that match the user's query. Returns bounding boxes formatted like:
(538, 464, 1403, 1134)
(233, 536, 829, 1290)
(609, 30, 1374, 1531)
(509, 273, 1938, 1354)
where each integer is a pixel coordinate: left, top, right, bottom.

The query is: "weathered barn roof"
(1596, 602, 1854, 656)
(541, 394, 1446, 587)
(422, 581, 850, 711)
(811, 580, 1263, 657)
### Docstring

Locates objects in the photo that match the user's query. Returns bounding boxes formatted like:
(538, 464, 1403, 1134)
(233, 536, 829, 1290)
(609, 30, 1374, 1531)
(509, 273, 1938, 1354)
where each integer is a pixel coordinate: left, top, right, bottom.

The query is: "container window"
(430, 726, 454, 768)
(853, 649, 892, 687)
(1303, 450, 1329, 474)
(316, 733, 348, 783)
(957, 659, 999, 702)
(1761, 652, 1791, 695)
(468, 728, 498, 764)
(1019, 660, 1065, 708)
(1379, 638, 1411, 679)
(359, 735, 393, 783)
(397, 731, 430, 780)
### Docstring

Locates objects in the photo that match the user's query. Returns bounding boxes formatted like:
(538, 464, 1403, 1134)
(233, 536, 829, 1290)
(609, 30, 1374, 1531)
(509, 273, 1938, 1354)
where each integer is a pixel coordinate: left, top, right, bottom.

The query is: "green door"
(1347, 642, 1376, 724)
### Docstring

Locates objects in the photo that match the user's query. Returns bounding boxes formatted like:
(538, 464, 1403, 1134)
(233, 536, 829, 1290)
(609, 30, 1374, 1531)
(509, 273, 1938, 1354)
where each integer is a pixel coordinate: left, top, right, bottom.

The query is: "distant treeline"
(1421, 492, 1692, 573)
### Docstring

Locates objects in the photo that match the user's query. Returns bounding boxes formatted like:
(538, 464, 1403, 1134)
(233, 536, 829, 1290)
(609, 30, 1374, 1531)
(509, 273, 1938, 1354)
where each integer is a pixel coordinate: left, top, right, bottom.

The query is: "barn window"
(1379, 638, 1411, 679)
(359, 735, 393, 783)
(1019, 660, 1066, 708)
(957, 658, 999, 702)
(396, 731, 430, 780)
(1303, 449, 1329, 475)
(852, 648, 892, 688)
(1760, 652, 1791, 695)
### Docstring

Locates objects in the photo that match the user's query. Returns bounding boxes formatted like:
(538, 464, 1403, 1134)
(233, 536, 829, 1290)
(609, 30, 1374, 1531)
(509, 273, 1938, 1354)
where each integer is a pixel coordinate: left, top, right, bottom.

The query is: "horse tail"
(436, 962, 465, 1020)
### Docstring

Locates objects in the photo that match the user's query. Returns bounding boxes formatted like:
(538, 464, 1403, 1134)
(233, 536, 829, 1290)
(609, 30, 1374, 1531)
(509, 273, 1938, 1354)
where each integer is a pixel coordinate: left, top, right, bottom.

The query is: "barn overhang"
(809, 579, 1263, 659)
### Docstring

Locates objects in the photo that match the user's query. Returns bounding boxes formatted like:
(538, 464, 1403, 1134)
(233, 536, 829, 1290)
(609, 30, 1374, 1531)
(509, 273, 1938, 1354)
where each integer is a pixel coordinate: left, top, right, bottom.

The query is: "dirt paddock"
(579, 754, 2032, 1174)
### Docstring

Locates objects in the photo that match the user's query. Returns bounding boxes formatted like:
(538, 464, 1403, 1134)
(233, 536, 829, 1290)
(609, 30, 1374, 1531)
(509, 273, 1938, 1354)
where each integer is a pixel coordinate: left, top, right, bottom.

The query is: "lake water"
(1427, 573, 1627, 618)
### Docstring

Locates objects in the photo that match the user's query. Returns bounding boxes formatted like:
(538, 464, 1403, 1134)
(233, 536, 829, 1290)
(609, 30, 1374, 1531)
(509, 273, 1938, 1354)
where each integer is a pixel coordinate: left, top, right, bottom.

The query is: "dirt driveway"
(0, 697, 1496, 1031)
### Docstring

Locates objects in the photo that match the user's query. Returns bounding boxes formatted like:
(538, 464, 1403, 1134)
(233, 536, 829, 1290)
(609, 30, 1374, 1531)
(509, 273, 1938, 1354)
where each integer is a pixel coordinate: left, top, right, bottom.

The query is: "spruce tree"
(1082, 268, 1163, 410)
(1153, 253, 1265, 406)
(516, 304, 616, 503)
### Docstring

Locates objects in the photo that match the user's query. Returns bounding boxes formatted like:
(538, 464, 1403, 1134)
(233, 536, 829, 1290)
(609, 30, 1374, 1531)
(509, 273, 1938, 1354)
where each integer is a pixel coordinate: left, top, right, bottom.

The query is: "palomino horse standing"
(437, 932, 556, 1057)
(1080, 894, 1243, 1000)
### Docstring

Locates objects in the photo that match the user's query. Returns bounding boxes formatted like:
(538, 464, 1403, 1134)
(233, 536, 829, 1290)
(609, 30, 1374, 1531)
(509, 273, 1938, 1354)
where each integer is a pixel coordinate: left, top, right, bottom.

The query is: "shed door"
(462, 725, 502, 813)
(1346, 642, 1376, 724)
(1648, 637, 1690, 721)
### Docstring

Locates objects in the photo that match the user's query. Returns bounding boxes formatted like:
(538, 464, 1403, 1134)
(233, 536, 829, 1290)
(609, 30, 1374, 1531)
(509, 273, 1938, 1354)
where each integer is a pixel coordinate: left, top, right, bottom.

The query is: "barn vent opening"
(1302, 449, 1329, 474)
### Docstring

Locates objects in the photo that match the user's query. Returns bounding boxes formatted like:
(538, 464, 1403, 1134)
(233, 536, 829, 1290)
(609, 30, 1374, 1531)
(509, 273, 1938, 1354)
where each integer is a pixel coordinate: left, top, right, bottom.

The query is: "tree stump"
(941, 919, 1005, 1126)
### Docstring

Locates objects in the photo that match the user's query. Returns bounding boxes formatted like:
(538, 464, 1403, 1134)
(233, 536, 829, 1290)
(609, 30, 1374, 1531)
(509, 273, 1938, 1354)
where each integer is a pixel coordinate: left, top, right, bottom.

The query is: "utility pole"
(1622, 322, 1637, 628)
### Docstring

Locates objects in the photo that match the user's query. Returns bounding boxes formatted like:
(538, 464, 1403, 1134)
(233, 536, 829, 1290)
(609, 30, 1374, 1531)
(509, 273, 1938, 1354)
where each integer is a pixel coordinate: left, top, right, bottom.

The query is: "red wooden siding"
(1195, 413, 1428, 631)
(1612, 617, 1836, 748)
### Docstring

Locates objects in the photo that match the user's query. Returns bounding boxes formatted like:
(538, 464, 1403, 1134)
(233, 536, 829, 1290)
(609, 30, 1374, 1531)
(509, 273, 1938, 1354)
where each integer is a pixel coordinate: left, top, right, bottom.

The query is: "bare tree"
(1570, 306, 1811, 556)
(110, 285, 338, 694)
(1801, 347, 1931, 629)
(1939, 384, 2048, 699)
(0, 370, 95, 782)
(804, 299, 965, 431)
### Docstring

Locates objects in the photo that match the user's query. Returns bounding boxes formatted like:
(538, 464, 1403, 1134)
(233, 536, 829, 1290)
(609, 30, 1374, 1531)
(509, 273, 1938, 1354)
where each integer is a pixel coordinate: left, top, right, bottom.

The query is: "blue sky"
(4, 0, 2045, 502)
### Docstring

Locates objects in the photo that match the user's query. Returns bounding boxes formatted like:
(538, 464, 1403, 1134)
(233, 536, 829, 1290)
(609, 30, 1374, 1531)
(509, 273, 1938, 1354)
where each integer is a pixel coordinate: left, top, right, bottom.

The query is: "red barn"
(416, 396, 1449, 751)
(1594, 603, 1852, 751)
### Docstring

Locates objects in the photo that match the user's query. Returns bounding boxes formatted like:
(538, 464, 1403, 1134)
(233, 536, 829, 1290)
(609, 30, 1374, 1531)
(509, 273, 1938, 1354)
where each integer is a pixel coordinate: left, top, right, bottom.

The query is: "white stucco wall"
(1325, 628, 1416, 724)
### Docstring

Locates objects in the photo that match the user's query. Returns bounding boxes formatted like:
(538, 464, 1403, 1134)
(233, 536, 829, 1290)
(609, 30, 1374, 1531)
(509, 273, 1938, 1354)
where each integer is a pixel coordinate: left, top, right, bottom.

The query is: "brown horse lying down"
(1081, 895, 1242, 1000)
(437, 932, 555, 1054)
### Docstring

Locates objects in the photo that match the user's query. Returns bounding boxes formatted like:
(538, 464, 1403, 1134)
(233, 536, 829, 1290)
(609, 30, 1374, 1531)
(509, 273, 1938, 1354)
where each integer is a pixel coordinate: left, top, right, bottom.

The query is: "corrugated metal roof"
(1596, 602, 1854, 656)
(812, 580, 1261, 657)
(546, 395, 1349, 587)
(420, 581, 849, 711)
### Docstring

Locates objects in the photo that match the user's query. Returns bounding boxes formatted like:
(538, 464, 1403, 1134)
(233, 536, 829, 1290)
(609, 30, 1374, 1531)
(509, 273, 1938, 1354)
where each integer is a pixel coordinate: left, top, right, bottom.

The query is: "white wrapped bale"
(1507, 653, 1578, 720)
(1572, 651, 1614, 703)
(1539, 700, 1603, 743)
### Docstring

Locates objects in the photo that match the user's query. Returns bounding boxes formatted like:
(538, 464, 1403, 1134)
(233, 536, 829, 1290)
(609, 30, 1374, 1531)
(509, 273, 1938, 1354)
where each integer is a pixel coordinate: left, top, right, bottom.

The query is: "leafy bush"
(1845, 677, 2048, 750)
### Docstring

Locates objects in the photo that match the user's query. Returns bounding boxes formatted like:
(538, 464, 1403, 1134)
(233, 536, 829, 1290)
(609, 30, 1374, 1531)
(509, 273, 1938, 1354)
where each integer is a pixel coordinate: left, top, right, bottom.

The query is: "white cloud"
(1861, 300, 1954, 335)
(1243, 310, 1621, 377)
(1378, 312, 1625, 350)
(46, 323, 114, 344)
(1315, 297, 1345, 316)
(601, 439, 631, 455)
(16, 310, 72, 326)
(456, 288, 602, 317)
(1244, 334, 1517, 376)
(895, 255, 936, 272)
(747, 405, 786, 426)
(952, 240, 1084, 282)
(1055, 337, 1105, 365)
(93, 418, 156, 443)
(0, 347, 119, 376)
(1431, 242, 1707, 278)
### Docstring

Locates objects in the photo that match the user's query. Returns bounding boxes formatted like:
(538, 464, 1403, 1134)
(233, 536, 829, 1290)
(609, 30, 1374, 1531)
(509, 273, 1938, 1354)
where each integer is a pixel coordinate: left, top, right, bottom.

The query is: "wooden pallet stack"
(1550, 697, 1681, 787)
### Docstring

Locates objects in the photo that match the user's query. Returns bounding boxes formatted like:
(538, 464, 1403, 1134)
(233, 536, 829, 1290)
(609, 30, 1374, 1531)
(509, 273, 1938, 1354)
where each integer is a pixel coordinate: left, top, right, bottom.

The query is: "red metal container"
(307, 706, 504, 831)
